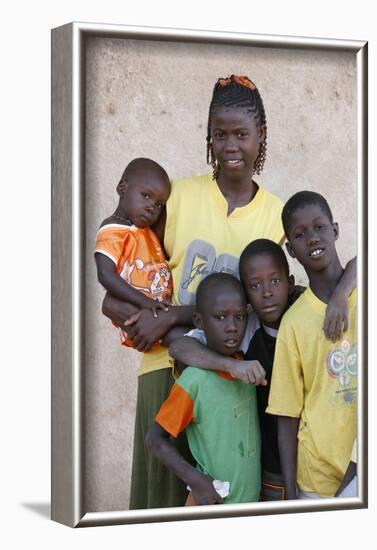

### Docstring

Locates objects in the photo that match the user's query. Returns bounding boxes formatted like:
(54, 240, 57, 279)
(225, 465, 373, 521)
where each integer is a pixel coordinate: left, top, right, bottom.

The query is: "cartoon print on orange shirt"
(119, 258, 172, 302)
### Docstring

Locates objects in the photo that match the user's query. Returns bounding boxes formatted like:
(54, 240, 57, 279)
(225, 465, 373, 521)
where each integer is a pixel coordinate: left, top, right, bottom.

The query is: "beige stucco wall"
(85, 36, 357, 512)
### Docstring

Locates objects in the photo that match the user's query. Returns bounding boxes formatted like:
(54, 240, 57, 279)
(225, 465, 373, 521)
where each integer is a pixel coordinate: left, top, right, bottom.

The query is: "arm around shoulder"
(324, 256, 357, 342)
(169, 336, 267, 385)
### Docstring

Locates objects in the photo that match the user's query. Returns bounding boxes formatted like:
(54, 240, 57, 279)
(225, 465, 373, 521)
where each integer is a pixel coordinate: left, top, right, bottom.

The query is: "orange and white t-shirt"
(95, 223, 173, 347)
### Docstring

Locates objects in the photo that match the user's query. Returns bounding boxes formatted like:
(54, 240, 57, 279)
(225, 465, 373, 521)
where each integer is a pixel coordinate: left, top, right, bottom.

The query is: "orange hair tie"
(217, 74, 257, 90)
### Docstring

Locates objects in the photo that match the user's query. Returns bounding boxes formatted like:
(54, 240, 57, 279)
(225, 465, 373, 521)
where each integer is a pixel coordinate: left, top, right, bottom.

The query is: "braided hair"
(206, 74, 267, 180)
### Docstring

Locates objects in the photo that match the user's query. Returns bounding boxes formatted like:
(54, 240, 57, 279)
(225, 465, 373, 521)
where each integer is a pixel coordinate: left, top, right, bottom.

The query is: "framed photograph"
(51, 21, 368, 527)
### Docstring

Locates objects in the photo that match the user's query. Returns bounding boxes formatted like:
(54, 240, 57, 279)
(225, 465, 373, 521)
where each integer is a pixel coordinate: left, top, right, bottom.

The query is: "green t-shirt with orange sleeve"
(156, 367, 261, 504)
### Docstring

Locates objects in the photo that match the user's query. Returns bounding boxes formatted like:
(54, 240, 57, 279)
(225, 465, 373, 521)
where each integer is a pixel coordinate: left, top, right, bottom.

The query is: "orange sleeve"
(94, 225, 133, 265)
(155, 384, 194, 438)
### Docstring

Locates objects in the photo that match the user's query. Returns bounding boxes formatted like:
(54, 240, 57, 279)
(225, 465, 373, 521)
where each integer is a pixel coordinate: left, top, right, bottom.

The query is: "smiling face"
(194, 286, 247, 356)
(241, 253, 292, 328)
(119, 170, 170, 228)
(210, 107, 265, 180)
(285, 204, 339, 273)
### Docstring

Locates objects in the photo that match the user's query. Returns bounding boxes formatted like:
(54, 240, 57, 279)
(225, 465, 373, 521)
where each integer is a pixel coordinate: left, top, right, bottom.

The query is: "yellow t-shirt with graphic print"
(267, 287, 357, 497)
(139, 173, 284, 376)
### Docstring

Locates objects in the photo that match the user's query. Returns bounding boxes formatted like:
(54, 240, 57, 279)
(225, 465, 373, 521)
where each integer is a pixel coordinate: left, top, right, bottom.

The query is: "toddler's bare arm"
(95, 253, 168, 318)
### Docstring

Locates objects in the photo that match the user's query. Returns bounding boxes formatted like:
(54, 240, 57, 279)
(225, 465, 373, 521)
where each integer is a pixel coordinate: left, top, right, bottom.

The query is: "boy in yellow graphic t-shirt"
(266, 191, 357, 499)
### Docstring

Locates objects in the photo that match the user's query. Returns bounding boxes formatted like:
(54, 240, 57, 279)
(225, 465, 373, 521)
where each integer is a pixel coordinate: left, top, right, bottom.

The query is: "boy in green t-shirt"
(146, 273, 262, 505)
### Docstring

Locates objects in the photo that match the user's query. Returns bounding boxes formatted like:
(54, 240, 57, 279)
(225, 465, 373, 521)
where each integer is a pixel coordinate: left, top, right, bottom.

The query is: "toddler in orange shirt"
(95, 157, 172, 348)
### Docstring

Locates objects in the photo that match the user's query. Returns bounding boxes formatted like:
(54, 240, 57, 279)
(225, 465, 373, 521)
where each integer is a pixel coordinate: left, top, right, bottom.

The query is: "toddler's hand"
(230, 360, 267, 386)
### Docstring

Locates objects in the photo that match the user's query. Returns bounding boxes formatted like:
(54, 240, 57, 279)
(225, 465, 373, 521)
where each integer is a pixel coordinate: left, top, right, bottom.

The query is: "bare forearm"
(170, 337, 267, 385)
(337, 256, 357, 296)
(99, 269, 154, 309)
(146, 423, 202, 487)
(169, 337, 238, 373)
(102, 292, 139, 325)
(170, 305, 195, 326)
(324, 256, 357, 341)
(161, 326, 192, 347)
(278, 416, 300, 499)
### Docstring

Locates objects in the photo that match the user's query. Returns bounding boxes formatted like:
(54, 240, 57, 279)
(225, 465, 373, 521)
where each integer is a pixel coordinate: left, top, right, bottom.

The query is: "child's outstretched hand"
(229, 360, 267, 386)
(323, 289, 349, 342)
(190, 473, 224, 505)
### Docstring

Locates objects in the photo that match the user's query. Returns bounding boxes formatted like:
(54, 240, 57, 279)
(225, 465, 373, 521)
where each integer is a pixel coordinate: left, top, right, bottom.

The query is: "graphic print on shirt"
(327, 339, 357, 404)
(179, 240, 239, 304)
(120, 259, 171, 301)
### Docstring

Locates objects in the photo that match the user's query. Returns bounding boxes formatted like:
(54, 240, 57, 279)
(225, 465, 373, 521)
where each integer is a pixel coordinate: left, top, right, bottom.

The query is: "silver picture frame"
(51, 21, 368, 528)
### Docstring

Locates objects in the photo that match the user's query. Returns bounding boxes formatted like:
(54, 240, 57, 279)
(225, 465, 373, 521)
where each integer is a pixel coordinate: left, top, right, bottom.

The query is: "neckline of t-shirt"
(209, 175, 265, 218)
(306, 285, 357, 313)
(262, 324, 278, 338)
(99, 222, 137, 231)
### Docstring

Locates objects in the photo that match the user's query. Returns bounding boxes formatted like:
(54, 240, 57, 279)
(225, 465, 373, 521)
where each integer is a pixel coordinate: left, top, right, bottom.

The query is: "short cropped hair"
(239, 239, 289, 279)
(196, 272, 246, 314)
(116, 157, 169, 193)
(282, 191, 334, 237)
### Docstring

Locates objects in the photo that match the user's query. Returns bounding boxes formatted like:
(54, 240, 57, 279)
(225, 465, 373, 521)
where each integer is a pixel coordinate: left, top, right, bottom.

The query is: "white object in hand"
(213, 479, 230, 498)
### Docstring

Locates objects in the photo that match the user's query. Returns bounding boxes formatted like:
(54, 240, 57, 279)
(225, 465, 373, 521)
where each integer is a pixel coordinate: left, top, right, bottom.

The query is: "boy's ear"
(285, 241, 296, 259)
(287, 274, 295, 295)
(332, 222, 339, 240)
(117, 178, 127, 196)
(193, 312, 203, 330)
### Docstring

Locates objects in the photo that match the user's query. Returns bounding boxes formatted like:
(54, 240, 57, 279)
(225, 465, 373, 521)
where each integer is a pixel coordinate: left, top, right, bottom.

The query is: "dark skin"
(277, 417, 300, 499)
(146, 423, 223, 505)
(321, 256, 356, 341)
(169, 337, 267, 385)
(278, 205, 355, 499)
(102, 293, 192, 351)
(96, 254, 170, 318)
(210, 107, 265, 214)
